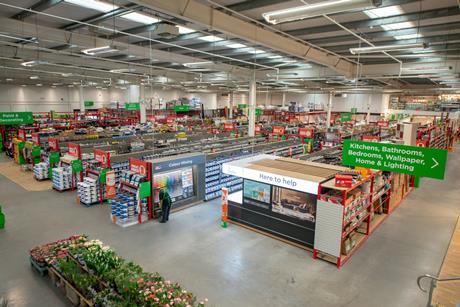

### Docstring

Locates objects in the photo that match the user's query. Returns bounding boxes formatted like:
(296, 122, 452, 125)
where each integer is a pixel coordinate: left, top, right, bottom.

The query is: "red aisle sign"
(18, 129, 26, 141)
(272, 126, 285, 135)
(377, 120, 389, 127)
(362, 135, 380, 142)
(31, 133, 40, 145)
(224, 122, 235, 132)
(48, 137, 59, 151)
(105, 170, 116, 199)
(94, 149, 110, 168)
(299, 128, 314, 138)
(68, 143, 81, 158)
(166, 117, 175, 125)
(130, 158, 148, 176)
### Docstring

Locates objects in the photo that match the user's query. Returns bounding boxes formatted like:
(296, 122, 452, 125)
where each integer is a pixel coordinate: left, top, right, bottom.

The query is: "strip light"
(21, 60, 48, 67)
(82, 46, 118, 55)
(349, 42, 428, 54)
(262, 0, 381, 24)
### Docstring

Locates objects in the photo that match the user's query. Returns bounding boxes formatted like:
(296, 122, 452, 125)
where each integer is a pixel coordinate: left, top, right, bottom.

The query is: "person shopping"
(159, 189, 172, 223)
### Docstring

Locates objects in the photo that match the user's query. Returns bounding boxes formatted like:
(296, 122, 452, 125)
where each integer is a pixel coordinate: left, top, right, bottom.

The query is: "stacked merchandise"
(204, 154, 247, 200)
(111, 193, 148, 225)
(33, 162, 49, 180)
(120, 170, 145, 187)
(111, 161, 129, 185)
(77, 177, 101, 206)
(52, 167, 72, 191)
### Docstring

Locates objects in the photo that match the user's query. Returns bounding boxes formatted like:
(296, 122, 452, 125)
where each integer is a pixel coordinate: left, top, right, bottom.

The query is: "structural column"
(228, 92, 233, 119)
(367, 94, 371, 124)
(79, 85, 85, 112)
(326, 91, 333, 128)
(282, 92, 286, 107)
(248, 77, 256, 137)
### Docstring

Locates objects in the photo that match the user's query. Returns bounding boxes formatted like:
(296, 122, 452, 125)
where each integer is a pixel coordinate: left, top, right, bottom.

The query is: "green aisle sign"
(139, 181, 151, 199)
(0, 112, 33, 125)
(84, 101, 94, 107)
(255, 108, 262, 116)
(238, 104, 247, 109)
(49, 152, 60, 164)
(351, 107, 357, 114)
(174, 105, 190, 112)
(341, 112, 352, 122)
(342, 140, 448, 180)
(125, 102, 140, 110)
(71, 160, 83, 173)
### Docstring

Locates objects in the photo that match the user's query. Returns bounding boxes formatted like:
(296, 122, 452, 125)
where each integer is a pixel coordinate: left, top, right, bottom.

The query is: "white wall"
(0, 84, 127, 112)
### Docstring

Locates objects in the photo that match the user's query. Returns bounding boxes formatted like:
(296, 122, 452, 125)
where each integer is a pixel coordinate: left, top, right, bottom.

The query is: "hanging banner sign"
(299, 128, 314, 138)
(94, 149, 110, 168)
(68, 143, 81, 158)
(341, 112, 352, 122)
(125, 102, 140, 110)
(48, 137, 59, 151)
(105, 171, 117, 199)
(130, 158, 148, 176)
(84, 101, 94, 107)
(224, 122, 235, 132)
(342, 140, 448, 180)
(272, 126, 285, 135)
(31, 133, 40, 145)
(18, 129, 26, 141)
(0, 112, 33, 125)
(174, 105, 190, 112)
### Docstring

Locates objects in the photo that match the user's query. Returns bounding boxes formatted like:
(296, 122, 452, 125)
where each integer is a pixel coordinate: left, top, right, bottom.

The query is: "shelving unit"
(314, 175, 373, 268)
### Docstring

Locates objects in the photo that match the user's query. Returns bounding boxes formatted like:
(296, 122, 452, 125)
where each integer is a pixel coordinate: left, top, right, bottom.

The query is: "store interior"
(0, 0, 459, 306)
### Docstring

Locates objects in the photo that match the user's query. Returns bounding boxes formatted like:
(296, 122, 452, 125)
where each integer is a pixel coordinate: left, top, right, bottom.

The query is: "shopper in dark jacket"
(159, 189, 172, 223)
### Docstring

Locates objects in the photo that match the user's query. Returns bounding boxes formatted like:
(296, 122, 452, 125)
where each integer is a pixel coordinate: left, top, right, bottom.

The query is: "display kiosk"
(147, 153, 206, 211)
(223, 155, 347, 249)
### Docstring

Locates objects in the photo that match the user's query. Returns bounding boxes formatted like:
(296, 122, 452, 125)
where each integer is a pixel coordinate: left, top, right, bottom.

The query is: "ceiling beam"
(129, 0, 357, 78)
(62, 4, 139, 31)
(11, 0, 63, 20)
(287, 6, 460, 37)
(0, 17, 251, 78)
(226, 0, 286, 12)
(308, 22, 460, 46)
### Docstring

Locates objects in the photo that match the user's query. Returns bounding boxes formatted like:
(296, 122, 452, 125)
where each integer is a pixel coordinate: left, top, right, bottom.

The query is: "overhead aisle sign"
(342, 140, 448, 180)
(0, 112, 33, 125)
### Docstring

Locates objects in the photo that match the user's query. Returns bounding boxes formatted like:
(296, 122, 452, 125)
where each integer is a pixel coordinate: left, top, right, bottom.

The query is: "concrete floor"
(0, 148, 459, 307)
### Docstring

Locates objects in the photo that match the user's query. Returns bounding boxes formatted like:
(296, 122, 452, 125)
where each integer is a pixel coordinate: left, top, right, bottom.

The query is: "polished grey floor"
(0, 147, 459, 307)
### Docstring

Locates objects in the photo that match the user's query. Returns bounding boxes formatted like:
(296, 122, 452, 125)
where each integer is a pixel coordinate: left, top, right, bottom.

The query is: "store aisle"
(0, 148, 459, 307)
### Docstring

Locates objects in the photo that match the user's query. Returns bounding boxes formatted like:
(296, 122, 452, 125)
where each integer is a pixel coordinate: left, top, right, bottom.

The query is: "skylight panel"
(227, 43, 247, 48)
(199, 35, 224, 42)
(364, 5, 403, 18)
(382, 21, 414, 31)
(64, 0, 117, 12)
(394, 33, 422, 40)
(121, 12, 159, 24)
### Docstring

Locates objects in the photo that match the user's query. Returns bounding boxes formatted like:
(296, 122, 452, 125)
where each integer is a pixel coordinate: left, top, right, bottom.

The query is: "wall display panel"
(243, 179, 271, 210)
(153, 167, 195, 203)
(271, 187, 316, 223)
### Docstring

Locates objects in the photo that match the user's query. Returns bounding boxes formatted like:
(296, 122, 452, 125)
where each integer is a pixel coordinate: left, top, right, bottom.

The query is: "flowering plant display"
(30, 235, 87, 265)
(31, 236, 207, 307)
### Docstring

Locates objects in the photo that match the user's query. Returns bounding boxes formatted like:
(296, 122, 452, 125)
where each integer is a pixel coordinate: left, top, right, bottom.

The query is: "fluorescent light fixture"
(61, 73, 73, 77)
(183, 61, 213, 67)
(350, 42, 428, 54)
(51, 85, 56, 88)
(6, 78, 13, 81)
(394, 33, 421, 40)
(110, 68, 136, 73)
(82, 46, 117, 55)
(21, 85, 27, 87)
(121, 12, 159, 24)
(227, 43, 247, 48)
(68, 85, 74, 88)
(21, 60, 48, 67)
(53, 83, 63, 86)
(269, 55, 283, 59)
(30, 76, 39, 79)
(263, 0, 381, 24)
(178, 26, 195, 34)
(198, 35, 223, 42)
(36, 84, 42, 87)
(402, 66, 452, 72)
(64, 0, 116, 12)
(253, 49, 266, 54)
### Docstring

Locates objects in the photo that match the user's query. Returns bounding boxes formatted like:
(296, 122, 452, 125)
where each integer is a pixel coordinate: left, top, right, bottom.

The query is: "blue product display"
(111, 192, 148, 223)
(33, 162, 49, 180)
(52, 166, 72, 191)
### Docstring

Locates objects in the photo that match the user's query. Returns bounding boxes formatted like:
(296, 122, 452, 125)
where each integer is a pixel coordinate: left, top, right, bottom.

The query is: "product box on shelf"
(52, 167, 72, 191)
(77, 177, 101, 205)
(33, 162, 49, 180)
